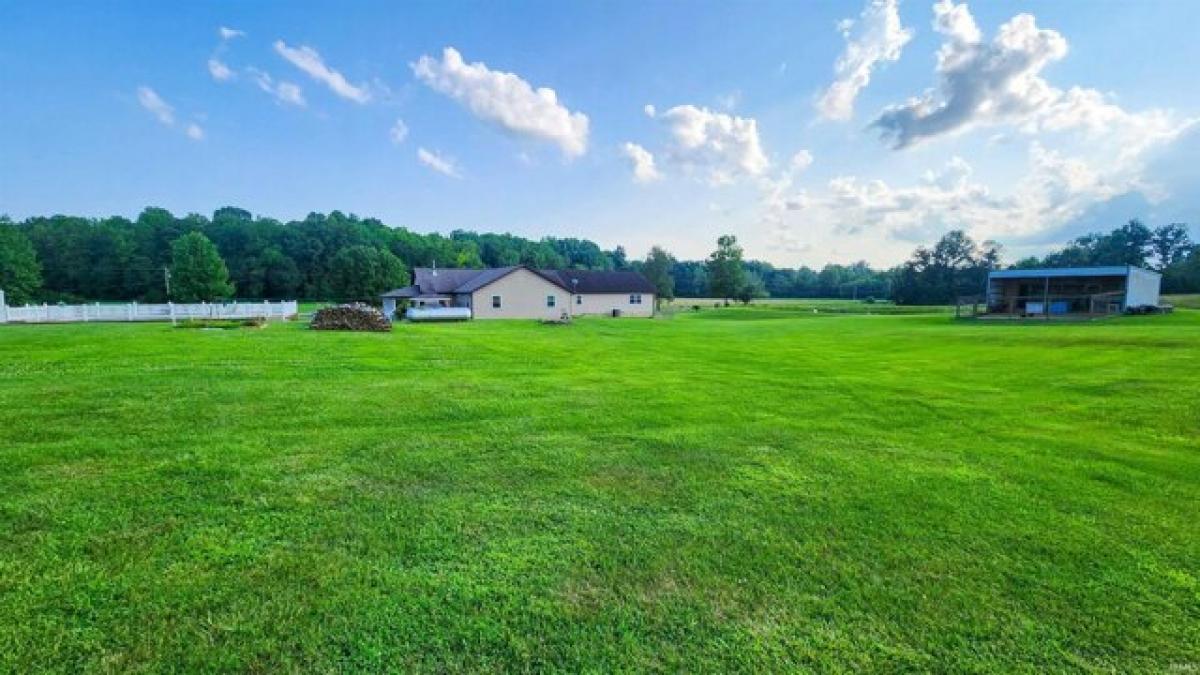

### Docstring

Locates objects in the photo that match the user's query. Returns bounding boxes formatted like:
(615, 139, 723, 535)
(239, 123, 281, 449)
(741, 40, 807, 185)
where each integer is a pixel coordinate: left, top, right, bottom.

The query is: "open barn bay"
(1, 309, 1198, 671)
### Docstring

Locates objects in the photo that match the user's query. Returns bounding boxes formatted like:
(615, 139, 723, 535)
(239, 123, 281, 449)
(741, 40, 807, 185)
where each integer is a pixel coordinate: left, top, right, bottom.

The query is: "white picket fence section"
(0, 291, 297, 324)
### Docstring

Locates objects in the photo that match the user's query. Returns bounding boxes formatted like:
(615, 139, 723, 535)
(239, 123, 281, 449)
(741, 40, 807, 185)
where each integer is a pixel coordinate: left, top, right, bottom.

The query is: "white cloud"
(417, 147, 462, 178)
(249, 69, 306, 107)
(208, 58, 234, 82)
(137, 86, 175, 126)
(790, 150, 814, 171)
(137, 86, 207, 141)
(274, 40, 371, 104)
(412, 47, 589, 158)
(218, 26, 245, 41)
(816, 0, 913, 121)
(656, 104, 769, 184)
(389, 118, 409, 145)
(643, 104, 656, 117)
(620, 142, 662, 183)
(872, 0, 1184, 152)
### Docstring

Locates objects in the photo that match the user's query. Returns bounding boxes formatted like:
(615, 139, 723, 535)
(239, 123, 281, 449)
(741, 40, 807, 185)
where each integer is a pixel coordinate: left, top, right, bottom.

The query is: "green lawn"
(1, 309, 1198, 671)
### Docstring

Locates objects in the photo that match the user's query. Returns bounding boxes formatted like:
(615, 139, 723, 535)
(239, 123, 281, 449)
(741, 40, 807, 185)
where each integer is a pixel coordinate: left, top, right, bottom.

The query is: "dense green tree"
(1150, 223, 1193, 270)
(0, 221, 43, 305)
(736, 271, 768, 304)
(328, 245, 410, 302)
(706, 235, 745, 301)
(640, 246, 676, 306)
(891, 230, 999, 305)
(170, 232, 234, 302)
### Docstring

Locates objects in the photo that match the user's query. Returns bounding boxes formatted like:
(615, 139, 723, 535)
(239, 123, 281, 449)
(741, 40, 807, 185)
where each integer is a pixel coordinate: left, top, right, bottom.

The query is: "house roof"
(453, 266, 532, 292)
(384, 266, 657, 298)
(539, 269, 657, 294)
(413, 267, 490, 294)
(380, 285, 421, 298)
(988, 265, 1159, 280)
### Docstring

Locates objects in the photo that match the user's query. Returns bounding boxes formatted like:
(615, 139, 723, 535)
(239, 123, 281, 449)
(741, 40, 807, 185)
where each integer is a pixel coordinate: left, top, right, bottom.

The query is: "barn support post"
(1042, 276, 1050, 321)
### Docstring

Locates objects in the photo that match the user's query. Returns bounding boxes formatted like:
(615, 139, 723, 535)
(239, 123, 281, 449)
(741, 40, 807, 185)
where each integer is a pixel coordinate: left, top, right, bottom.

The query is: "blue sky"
(3, 0, 1199, 266)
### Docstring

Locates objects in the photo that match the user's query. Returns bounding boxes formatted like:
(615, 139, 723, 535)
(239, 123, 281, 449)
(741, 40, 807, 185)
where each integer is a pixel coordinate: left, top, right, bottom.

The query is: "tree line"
(0, 207, 1196, 307)
(0, 207, 633, 305)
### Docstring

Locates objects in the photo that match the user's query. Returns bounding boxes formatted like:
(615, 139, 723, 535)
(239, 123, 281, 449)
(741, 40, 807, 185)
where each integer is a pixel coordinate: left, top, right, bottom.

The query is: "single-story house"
(985, 265, 1161, 317)
(381, 266, 657, 320)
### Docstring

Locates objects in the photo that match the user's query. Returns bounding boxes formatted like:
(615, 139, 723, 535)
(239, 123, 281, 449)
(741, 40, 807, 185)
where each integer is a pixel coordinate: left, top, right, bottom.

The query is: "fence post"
(169, 302, 176, 326)
(0, 290, 7, 324)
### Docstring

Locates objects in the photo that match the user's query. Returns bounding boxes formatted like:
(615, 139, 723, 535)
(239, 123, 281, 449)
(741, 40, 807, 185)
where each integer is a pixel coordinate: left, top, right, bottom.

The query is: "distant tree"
(1150, 223, 1193, 270)
(170, 232, 234, 302)
(891, 230, 998, 305)
(1163, 248, 1200, 293)
(706, 235, 745, 301)
(642, 246, 676, 306)
(608, 246, 629, 270)
(328, 245, 410, 302)
(736, 271, 768, 304)
(0, 220, 43, 305)
(670, 260, 708, 297)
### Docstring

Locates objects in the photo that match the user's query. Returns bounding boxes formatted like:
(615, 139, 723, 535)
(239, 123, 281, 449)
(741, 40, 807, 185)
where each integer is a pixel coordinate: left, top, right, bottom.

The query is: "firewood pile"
(310, 303, 392, 331)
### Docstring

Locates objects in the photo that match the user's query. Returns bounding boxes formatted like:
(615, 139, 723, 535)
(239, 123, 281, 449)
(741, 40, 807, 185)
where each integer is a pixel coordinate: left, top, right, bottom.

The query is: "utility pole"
(163, 267, 172, 300)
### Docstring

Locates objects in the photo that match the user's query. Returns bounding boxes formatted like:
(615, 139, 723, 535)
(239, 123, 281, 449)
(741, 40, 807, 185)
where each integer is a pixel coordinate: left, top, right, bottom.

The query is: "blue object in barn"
(1050, 301, 1069, 314)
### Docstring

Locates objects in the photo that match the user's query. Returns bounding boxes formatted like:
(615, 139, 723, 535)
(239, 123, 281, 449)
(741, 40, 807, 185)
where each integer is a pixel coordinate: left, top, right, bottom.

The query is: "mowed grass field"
(1, 307, 1198, 672)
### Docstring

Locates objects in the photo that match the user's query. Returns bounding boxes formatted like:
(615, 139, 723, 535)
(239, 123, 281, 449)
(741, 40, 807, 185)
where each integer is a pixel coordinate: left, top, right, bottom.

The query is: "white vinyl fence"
(0, 290, 297, 325)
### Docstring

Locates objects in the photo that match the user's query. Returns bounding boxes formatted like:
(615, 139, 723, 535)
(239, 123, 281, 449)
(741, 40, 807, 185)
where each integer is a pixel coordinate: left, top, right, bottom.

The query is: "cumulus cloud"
(620, 142, 662, 183)
(208, 58, 234, 82)
(412, 47, 589, 158)
(816, 0, 913, 121)
(137, 86, 175, 126)
(655, 104, 768, 184)
(790, 150, 814, 171)
(389, 118, 409, 145)
(249, 69, 306, 107)
(185, 123, 205, 141)
(872, 0, 1184, 151)
(218, 26, 245, 40)
(417, 147, 462, 178)
(274, 40, 371, 104)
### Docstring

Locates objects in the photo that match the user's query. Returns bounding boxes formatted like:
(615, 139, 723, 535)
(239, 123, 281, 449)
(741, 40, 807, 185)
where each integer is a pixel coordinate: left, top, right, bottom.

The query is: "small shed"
(985, 266, 1161, 317)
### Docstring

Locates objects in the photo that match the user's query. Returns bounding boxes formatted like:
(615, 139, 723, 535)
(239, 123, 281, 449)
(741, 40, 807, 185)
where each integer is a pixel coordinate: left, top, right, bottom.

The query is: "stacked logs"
(310, 303, 392, 331)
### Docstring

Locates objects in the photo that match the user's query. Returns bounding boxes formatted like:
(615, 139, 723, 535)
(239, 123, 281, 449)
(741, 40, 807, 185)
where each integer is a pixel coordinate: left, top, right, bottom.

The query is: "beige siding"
(470, 269, 571, 320)
(571, 292, 655, 317)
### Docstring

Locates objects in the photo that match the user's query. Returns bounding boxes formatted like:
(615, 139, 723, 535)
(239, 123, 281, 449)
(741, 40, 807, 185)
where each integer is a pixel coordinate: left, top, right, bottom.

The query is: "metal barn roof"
(988, 266, 1159, 280)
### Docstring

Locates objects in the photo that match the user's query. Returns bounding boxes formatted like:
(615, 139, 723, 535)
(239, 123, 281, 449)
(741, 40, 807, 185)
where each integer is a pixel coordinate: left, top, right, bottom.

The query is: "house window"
(547, 295, 556, 308)
(576, 295, 582, 305)
(629, 293, 642, 305)
(492, 295, 502, 309)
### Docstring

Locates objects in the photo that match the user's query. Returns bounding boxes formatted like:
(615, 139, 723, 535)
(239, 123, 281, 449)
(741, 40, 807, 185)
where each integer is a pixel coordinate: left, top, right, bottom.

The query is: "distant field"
(671, 297, 953, 314)
(1165, 293, 1200, 309)
(1, 309, 1197, 671)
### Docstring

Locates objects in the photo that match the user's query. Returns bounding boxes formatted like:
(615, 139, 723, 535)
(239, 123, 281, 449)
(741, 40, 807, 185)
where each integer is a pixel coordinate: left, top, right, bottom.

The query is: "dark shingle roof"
(413, 267, 488, 294)
(380, 285, 421, 298)
(541, 269, 656, 294)
(392, 266, 656, 297)
(452, 266, 526, 292)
